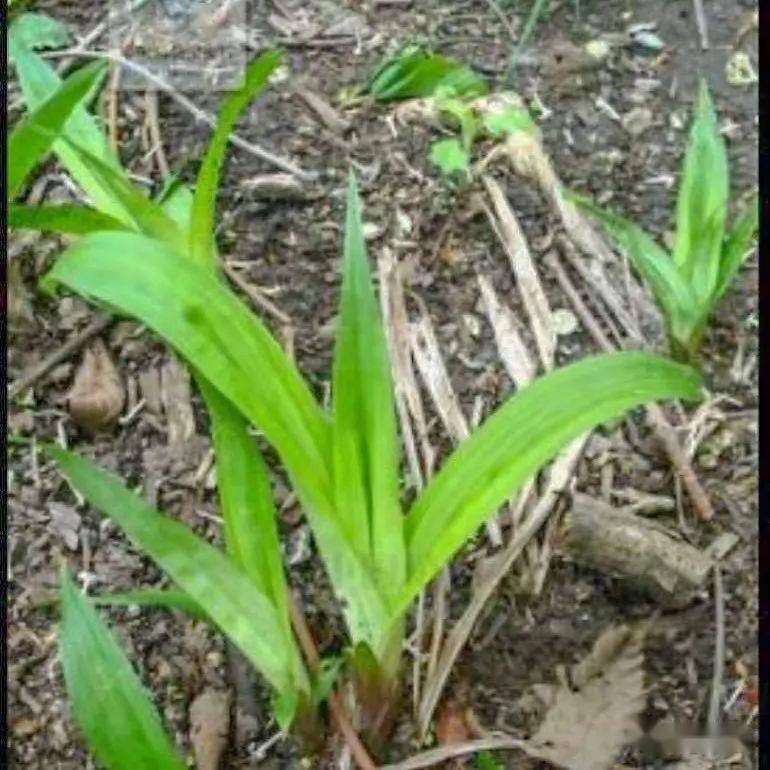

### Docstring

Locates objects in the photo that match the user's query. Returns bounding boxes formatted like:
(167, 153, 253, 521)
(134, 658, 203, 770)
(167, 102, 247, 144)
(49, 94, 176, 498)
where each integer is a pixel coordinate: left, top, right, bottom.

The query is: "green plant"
(368, 46, 488, 102)
(7, 59, 107, 203)
(571, 81, 758, 361)
(16, 40, 702, 767)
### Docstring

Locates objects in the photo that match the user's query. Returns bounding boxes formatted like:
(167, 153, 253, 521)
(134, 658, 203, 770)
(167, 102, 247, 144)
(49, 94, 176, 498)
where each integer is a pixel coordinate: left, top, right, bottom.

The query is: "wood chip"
(564, 494, 713, 606)
(160, 355, 196, 452)
(189, 688, 232, 770)
(482, 175, 555, 370)
(68, 339, 125, 432)
(294, 86, 350, 135)
(477, 274, 536, 388)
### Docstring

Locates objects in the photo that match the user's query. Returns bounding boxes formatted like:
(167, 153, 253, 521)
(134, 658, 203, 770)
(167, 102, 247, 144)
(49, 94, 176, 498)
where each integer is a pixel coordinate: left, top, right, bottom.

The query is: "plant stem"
(287, 593, 377, 770)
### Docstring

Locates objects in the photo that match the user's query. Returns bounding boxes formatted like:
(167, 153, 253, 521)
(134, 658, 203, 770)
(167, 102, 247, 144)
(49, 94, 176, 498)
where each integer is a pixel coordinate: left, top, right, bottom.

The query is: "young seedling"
(571, 81, 758, 361)
(17, 41, 703, 766)
(367, 53, 538, 181)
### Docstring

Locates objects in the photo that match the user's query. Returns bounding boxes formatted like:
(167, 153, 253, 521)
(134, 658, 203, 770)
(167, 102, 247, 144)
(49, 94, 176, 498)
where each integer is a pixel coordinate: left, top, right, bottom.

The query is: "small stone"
(585, 40, 610, 60)
(552, 308, 579, 336)
(622, 107, 654, 137)
(49, 502, 81, 551)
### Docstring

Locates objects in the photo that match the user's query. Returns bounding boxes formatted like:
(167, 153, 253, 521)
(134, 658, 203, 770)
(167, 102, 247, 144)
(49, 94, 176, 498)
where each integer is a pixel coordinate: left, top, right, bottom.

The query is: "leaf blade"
(8, 59, 107, 198)
(570, 192, 700, 343)
(9, 202, 129, 234)
(44, 232, 392, 648)
(398, 351, 701, 615)
(59, 569, 187, 770)
(672, 80, 729, 302)
(8, 42, 134, 223)
(51, 446, 308, 697)
(332, 174, 406, 598)
(189, 51, 281, 267)
(200, 378, 292, 640)
(715, 194, 758, 301)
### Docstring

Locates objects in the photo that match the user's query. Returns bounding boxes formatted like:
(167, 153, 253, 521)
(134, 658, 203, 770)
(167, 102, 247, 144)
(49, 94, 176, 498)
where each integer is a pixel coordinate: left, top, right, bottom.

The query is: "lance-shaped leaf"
(715, 195, 758, 301)
(369, 49, 487, 101)
(54, 137, 187, 251)
(332, 174, 405, 597)
(189, 50, 281, 267)
(570, 192, 699, 329)
(672, 80, 729, 301)
(51, 446, 309, 699)
(92, 588, 209, 622)
(43, 232, 391, 648)
(9, 202, 128, 235)
(8, 59, 106, 199)
(8, 39, 133, 223)
(200, 378, 293, 641)
(396, 351, 701, 616)
(59, 569, 187, 770)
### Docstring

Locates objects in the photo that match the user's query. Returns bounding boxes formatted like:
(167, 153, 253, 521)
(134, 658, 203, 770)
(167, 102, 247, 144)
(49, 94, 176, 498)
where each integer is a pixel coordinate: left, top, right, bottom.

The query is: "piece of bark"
(189, 688, 232, 770)
(68, 339, 125, 432)
(563, 494, 713, 606)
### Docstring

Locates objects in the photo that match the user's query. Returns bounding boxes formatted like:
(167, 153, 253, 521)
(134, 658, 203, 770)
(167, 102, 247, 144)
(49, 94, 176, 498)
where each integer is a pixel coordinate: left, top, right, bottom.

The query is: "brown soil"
(8, 1, 758, 768)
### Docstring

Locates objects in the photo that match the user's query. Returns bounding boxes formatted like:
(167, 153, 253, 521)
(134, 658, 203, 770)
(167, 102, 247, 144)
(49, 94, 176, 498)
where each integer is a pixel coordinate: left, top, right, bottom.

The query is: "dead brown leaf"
(189, 688, 232, 770)
(530, 623, 647, 770)
(68, 339, 125, 432)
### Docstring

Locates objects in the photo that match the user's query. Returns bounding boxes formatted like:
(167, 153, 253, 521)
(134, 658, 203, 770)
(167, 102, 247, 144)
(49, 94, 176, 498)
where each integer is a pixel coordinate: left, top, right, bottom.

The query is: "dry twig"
(44, 49, 315, 181)
(223, 262, 291, 325)
(9, 314, 113, 400)
(707, 565, 725, 737)
(287, 594, 377, 770)
(692, 0, 711, 49)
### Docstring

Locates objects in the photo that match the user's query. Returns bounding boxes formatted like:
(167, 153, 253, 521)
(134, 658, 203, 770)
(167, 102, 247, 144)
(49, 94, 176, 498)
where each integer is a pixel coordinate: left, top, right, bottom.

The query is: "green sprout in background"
(572, 81, 758, 362)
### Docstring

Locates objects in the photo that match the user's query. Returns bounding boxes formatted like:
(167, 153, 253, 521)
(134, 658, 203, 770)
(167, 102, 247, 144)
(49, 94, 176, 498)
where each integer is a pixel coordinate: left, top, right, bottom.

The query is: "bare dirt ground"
(7, 1, 758, 768)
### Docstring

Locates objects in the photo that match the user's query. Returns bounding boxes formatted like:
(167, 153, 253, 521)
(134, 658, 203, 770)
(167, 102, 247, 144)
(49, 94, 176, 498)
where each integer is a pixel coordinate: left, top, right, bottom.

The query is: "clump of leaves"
(366, 48, 539, 179)
(571, 81, 758, 361)
(368, 45, 488, 102)
(14, 30, 703, 768)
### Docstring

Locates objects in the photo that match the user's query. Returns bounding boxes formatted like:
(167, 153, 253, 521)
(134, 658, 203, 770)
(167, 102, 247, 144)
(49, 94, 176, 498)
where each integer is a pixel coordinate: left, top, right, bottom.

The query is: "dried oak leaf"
(530, 623, 647, 770)
(190, 688, 232, 770)
(68, 339, 125, 431)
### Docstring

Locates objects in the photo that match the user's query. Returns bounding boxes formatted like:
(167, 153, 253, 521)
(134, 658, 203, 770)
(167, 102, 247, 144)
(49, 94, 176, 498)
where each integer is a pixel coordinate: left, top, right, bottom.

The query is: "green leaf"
(189, 51, 281, 268)
(59, 569, 186, 770)
(482, 103, 537, 137)
(369, 49, 487, 101)
(43, 231, 392, 650)
(8, 12, 69, 53)
(332, 174, 406, 599)
(9, 43, 134, 224)
(476, 751, 505, 770)
(569, 191, 699, 335)
(157, 178, 195, 233)
(310, 657, 345, 706)
(672, 80, 729, 302)
(434, 94, 482, 151)
(397, 351, 701, 615)
(50, 446, 309, 698)
(272, 689, 300, 731)
(9, 202, 129, 234)
(92, 588, 210, 622)
(201, 379, 292, 639)
(430, 138, 470, 176)
(714, 195, 758, 301)
(55, 136, 187, 251)
(8, 60, 107, 199)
